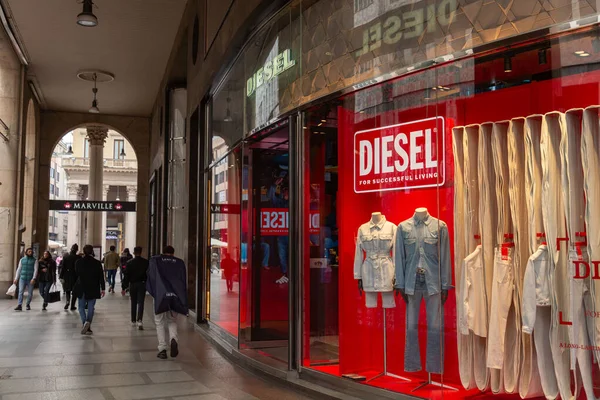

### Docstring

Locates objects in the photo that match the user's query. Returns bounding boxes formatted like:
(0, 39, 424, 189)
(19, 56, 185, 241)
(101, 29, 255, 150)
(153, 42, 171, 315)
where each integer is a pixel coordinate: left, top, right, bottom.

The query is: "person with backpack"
(146, 245, 188, 359)
(13, 247, 38, 311)
(119, 248, 133, 289)
(59, 244, 81, 310)
(38, 251, 57, 311)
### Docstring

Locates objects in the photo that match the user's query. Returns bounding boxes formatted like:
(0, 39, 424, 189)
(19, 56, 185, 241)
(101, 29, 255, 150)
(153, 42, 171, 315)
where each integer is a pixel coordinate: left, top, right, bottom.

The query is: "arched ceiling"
(3, 0, 187, 117)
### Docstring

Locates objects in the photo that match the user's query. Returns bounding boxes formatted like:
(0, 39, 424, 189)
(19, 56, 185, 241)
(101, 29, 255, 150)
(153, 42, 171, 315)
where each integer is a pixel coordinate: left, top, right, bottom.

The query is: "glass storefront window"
(207, 149, 241, 337)
(302, 26, 600, 399)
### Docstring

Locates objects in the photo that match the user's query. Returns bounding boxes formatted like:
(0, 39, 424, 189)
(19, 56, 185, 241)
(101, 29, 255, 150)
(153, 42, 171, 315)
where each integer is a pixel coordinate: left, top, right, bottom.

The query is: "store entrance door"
(240, 123, 289, 362)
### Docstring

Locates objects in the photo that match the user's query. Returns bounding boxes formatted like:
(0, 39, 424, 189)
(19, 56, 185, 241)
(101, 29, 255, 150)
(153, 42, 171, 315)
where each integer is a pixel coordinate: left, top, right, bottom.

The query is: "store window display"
(302, 27, 600, 399)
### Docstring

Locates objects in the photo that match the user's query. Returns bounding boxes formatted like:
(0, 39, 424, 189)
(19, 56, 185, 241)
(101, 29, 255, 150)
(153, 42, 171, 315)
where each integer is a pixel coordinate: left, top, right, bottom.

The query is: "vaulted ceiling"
(3, 0, 187, 117)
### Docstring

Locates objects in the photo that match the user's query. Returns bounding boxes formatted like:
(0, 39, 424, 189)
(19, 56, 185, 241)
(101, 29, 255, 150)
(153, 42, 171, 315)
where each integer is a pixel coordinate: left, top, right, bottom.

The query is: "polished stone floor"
(0, 287, 315, 400)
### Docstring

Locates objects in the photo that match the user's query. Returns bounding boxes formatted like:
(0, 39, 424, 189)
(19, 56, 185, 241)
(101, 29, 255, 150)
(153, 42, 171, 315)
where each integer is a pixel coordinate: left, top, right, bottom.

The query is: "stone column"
(66, 183, 82, 248)
(101, 184, 110, 256)
(86, 126, 108, 247)
(79, 186, 87, 246)
(125, 187, 137, 250)
(0, 26, 23, 293)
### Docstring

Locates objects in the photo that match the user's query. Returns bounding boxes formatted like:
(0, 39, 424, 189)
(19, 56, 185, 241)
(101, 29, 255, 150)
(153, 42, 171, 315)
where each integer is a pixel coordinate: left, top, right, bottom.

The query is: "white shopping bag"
(6, 283, 16, 297)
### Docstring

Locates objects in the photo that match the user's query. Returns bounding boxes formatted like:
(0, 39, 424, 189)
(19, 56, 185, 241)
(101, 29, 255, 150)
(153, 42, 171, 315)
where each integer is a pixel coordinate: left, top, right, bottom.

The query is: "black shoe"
(170, 338, 179, 358)
(70, 307, 77, 311)
(64, 304, 69, 310)
(42, 304, 47, 311)
(157, 350, 167, 359)
(14, 305, 22, 311)
(85, 328, 93, 335)
(26, 305, 31, 311)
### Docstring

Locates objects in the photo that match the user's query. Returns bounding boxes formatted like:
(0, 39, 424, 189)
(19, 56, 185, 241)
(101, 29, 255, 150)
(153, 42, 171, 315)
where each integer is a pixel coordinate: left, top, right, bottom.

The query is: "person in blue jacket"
(146, 245, 188, 360)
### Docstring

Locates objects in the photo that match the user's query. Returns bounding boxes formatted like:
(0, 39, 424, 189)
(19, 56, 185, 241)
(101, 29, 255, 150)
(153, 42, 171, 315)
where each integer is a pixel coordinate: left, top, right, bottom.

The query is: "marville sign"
(49, 200, 137, 212)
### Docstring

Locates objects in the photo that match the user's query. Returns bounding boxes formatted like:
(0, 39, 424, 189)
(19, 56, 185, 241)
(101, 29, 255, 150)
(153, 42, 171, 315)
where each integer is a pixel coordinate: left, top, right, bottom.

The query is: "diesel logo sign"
(353, 117, 446, 193)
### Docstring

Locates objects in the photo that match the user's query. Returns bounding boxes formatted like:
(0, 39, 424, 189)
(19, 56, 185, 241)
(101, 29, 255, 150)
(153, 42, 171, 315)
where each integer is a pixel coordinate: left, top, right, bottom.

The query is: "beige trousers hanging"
(541, 112, 575, 400)
(525, 115, 558, 400)
(453, 127, 476, 390)
(511, 117, 544, 399)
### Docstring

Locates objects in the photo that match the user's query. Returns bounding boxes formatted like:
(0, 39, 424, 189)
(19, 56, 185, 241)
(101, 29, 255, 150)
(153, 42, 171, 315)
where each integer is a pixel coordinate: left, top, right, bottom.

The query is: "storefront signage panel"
(246, 49, 296, 97)
(210, 204, 241, 214)
(354, 117, 445, 193)
(49, 200, 137, 212)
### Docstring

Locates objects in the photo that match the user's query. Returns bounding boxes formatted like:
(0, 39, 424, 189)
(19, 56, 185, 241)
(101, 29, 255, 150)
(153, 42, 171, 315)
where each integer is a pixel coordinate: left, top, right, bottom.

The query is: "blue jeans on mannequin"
(78, 296, 96, 325)
(18, 278, 33, 306)
(106, 270, 117, 289)
(405, 273, 443, 373)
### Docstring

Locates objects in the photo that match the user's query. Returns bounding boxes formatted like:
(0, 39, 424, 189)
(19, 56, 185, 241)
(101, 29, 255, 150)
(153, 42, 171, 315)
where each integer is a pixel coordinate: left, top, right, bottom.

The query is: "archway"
(47, 126, 139, 259)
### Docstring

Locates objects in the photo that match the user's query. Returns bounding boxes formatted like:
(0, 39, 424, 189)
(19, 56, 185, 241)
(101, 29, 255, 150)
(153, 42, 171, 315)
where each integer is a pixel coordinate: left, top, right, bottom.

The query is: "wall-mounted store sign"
(354, 117, 445, 193)
(106, 230, 120, 240)
(246, 49, 295, 97)
(49, 200, 137, 212)
(210, 204, 241, 214)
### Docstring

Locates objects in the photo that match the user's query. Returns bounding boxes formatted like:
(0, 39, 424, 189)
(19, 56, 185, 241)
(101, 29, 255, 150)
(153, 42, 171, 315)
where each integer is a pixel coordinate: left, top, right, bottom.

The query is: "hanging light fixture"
(89, 73, 100, 114)
(223, 97, 233, 122)
(119, 147, 126, 158)
(77, 0, 98, 27)
(504, 54, 513, 73)
(66, 145, 74, 155)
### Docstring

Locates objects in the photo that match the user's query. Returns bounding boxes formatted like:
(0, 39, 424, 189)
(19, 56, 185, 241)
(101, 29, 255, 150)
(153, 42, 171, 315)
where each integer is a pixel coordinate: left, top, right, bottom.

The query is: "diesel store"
(196, 0, 600, 398)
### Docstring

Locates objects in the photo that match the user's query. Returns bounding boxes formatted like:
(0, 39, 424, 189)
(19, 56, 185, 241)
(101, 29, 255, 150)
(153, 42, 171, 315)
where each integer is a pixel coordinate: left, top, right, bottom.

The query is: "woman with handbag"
(38, 251, 57, 311)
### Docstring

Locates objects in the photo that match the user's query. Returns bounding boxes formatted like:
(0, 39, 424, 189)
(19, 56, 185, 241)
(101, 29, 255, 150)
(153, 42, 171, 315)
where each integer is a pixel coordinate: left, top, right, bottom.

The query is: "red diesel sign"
(354, 117, 445, 193)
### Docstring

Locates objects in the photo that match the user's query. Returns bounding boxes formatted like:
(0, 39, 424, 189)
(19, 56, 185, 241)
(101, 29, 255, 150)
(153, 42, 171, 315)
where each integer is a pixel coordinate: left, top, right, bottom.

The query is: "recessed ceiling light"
(575, 50, 586, 55)
(579, 52, 591, 57)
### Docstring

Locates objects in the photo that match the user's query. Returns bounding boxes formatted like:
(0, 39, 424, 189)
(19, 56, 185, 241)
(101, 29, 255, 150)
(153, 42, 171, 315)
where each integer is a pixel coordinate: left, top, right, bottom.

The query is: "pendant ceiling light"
(223, 97, 233, 122)
(120, 147, 126, 158)
(89, 73, 100, 113)
(66, 145, 74, 155)
(77, 0, 98, 27)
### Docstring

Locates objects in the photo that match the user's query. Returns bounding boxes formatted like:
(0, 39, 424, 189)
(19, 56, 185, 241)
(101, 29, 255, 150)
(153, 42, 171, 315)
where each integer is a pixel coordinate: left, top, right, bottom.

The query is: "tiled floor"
(0, 288, 317, 400)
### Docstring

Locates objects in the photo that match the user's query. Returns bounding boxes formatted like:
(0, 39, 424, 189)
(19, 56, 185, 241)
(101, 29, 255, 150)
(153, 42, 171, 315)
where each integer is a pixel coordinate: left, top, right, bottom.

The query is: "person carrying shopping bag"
(38, 251, 57, 311)
(13, 248, 38, 311)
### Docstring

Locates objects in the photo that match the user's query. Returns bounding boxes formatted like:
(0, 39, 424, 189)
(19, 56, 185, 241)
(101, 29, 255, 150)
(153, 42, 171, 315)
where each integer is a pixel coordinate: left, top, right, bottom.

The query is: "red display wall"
(328, 68, 600, 398)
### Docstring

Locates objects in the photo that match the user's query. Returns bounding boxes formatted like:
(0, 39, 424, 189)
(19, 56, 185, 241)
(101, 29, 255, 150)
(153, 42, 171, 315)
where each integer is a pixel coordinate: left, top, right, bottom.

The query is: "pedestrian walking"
(221, 250, 236, 292)
(146, 245, 188, 359)
(59, 244, 81, 310)
(13, 248, 38, 311)
(121, 246, 149, 330)
(119, 248, 133, 286)
(102, 246, 120, 293)
(38, 251, 57, 311)
(74, 245, 105, 335)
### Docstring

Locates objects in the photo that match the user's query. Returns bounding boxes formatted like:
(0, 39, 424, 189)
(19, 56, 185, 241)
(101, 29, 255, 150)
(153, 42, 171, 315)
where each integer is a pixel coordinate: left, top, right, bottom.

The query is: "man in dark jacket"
(59, 244, 81, 310)
(146, 245, 188, 359)
(75, 245, 105, 335)
(121, 246, 149, 330)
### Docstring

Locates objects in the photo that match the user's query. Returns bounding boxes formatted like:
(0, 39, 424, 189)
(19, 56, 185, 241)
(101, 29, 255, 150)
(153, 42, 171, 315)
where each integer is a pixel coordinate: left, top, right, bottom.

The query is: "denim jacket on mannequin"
(394, 213, 452, 295)
(354, 216, 397, 292)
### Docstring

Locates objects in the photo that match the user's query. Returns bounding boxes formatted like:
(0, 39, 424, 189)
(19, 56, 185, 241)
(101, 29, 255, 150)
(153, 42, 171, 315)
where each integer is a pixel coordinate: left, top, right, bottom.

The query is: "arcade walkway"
(0, 288, 315, 400)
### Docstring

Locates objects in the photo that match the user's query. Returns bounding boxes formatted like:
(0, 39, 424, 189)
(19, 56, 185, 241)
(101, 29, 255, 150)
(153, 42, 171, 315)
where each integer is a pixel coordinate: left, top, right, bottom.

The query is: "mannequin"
(394, 207, 452, 374)
(395, 208, 449, 304)
(358, 212, 382, 294)
(354, 212, 397, 308)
